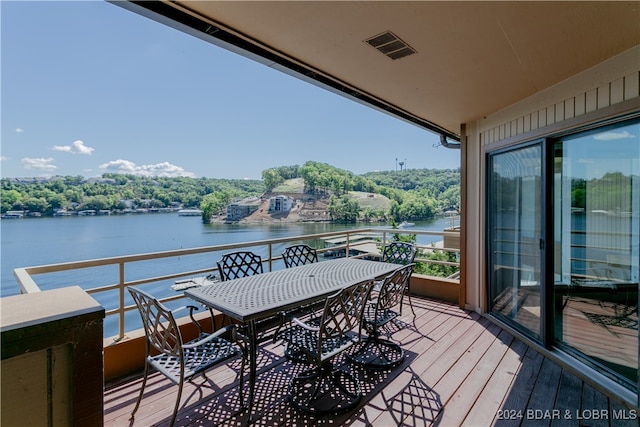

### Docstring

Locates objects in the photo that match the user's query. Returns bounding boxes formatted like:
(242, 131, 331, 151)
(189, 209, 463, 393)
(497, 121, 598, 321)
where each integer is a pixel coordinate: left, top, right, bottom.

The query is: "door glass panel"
(489, 144, 543, 339)
(554, 121, 639, 387)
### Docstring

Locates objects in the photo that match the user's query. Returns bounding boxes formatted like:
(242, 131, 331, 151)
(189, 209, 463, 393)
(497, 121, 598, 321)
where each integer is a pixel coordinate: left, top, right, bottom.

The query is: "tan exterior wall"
(462, 121, 485, 312)
(1, 287, 105, 426)
(463, 45, 640, 313)
(410, 274, 459, 304)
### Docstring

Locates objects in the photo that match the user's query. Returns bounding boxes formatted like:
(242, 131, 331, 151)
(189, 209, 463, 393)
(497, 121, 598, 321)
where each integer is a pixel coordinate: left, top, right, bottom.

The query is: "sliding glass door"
(553, 121, 639, 387)
(488, 143, 544, 340)
(488, 117, 639, 391)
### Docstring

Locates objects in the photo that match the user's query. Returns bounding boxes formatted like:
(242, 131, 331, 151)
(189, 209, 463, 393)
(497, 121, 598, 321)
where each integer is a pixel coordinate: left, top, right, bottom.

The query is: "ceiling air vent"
(365, 31, 416, 60)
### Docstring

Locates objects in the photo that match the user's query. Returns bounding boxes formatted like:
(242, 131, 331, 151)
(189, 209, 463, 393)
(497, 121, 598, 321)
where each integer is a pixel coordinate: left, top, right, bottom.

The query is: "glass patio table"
(184, 257, 400, 422)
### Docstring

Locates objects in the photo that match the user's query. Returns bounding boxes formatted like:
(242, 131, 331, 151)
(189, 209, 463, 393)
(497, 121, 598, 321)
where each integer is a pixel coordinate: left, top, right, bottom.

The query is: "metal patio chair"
(348, 263, 416, 369)
(381, 242, 417, 316)
(218, 250, 289, 342)
(128, 287, 245, 427)
(282, 244, 318, 268)
(217, 250, 264, 281)
(275, 279, 374, 415)
(216, 250, 264, 327)
(280, 244, 320, 362)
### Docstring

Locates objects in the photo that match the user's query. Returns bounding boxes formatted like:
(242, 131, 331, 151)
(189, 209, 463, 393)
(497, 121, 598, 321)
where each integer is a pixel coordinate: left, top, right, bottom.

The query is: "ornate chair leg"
(404, 292, 416, 317)
(130, 362, 150, 419)
(170, 376, 185, 427)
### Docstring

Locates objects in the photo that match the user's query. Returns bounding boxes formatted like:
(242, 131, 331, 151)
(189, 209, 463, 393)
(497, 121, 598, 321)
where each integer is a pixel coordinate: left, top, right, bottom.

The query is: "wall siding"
(481, 71, 640, 145)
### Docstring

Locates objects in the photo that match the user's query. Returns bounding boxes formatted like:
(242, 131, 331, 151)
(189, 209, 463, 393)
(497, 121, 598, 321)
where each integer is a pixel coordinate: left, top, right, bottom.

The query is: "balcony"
(103, 296, 636, 426)
(2, 228, 637, 425)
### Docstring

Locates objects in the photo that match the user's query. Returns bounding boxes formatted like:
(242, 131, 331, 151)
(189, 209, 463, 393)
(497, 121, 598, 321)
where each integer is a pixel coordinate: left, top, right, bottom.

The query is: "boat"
(178, 208, 202, 216)
(1, 211, 23, 219)
(398, 221, 415, 228)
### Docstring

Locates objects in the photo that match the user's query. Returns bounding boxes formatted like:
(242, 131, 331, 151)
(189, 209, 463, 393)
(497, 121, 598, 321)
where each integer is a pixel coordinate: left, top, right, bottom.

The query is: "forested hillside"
(1, 162, 460, 221)
(1, 175, 264, 215)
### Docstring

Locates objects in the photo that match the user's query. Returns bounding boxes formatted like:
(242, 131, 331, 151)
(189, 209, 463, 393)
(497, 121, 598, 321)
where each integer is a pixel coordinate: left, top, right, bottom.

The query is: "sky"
(1, 1, 460, 181)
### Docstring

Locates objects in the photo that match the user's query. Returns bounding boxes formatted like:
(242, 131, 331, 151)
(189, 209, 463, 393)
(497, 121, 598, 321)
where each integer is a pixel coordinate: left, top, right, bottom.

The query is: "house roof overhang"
(115, 1, 640, 142)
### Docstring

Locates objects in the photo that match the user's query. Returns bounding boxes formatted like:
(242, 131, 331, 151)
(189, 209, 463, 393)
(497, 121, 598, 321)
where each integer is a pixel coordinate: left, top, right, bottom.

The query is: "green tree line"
(262, 161, 460, 223)
(2, 162, 461, 223)
(1, 174, 264, 216)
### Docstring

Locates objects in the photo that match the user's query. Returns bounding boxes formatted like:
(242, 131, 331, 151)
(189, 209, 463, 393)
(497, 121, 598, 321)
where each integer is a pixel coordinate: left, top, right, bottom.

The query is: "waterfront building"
(226, 198, 260, 221)
(268, 195, 293, 213)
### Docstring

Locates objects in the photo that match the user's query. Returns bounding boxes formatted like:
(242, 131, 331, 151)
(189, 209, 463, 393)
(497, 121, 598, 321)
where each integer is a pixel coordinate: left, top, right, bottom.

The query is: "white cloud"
(99, 159, 196, 178)
(593, 130, 635, 141)
(0, 156, 8, 161)
(22, 157, 57, 171)
(15, 128, 23, 133)
(53, 139, 94, 155)
(577, 158, 594, 164)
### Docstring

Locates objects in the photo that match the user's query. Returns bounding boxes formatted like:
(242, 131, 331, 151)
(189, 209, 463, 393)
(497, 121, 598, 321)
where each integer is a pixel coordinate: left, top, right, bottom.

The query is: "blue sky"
(1, 1, 460, 180)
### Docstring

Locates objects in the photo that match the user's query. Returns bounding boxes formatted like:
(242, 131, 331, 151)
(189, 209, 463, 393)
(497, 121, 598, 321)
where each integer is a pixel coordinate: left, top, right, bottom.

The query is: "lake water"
(1, 214, 451, 338)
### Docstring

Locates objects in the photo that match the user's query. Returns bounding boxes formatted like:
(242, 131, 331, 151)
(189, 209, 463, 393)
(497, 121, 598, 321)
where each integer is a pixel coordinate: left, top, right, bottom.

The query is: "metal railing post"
(118, 262, 125, 340)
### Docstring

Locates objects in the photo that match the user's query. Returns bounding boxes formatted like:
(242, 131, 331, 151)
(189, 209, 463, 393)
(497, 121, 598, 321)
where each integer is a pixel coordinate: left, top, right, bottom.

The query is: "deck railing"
(13, 227, 459, 341)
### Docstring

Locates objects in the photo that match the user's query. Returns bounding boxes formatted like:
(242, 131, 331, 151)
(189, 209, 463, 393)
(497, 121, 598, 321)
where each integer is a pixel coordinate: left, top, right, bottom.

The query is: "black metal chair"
(280, 244, 320, 362)
(382, 241, 417, 265)
(381, 242, 417, 316)
(348, 263, 415, 369)
(217, 250, 264, 281)
(282, 244, 318, 268)
(276, 279, 374, 415)
(128, 287, 245, 427)
(215, 250, 264, 330)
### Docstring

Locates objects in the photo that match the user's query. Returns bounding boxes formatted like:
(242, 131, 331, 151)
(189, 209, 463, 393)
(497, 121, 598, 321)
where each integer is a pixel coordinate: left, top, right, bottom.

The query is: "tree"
(361, 206, 375, 222)
(1, 189, 23, 213)
(23, 196, 49, 213)
(328, 195, 360, 222)
(201, 191, 235, 223)
(388, 200, 401, 222)
(262, 169, 284, 192)
(417, 250, 459, 278)
(81, 195, 112, 211)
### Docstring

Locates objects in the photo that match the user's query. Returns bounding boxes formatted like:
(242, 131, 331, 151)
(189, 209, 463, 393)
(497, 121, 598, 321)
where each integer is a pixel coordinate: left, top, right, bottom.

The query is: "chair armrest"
(172, 305, 212, 336)
(182, 324, 237, 349)
(171, 305, 199, 316)
(291, 317, 320, 332)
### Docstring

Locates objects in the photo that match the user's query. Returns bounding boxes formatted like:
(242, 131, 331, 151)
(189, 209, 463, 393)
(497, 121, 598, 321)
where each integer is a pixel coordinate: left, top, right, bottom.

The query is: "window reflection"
(554, 120, 639, 387)
(489, 144, 542, 339)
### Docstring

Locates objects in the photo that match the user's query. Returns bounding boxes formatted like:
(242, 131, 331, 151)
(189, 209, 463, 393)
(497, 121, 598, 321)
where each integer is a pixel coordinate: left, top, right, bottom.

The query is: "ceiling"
(122, 1, 640, 140)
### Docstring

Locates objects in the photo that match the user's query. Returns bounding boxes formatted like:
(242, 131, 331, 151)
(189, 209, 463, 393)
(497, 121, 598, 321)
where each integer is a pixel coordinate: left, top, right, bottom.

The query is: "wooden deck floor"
(104, 297, 637, 426)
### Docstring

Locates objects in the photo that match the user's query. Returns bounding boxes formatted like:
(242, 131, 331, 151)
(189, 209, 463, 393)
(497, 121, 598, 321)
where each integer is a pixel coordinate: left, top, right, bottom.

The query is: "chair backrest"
(282, 244, 318, 268)
(128, 287, 182, 357)
(382, 242, 417, 265)
(317, 279, 374, 347)
(377, 263, 416, 312)
(217, 251, 263, 281)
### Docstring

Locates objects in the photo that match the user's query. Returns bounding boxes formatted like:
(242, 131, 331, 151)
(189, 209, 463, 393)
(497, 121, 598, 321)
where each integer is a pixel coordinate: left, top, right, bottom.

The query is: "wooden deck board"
(104, 296, 635, 427)
(464, 335, 529, 426)
(437, 328, 514, 426)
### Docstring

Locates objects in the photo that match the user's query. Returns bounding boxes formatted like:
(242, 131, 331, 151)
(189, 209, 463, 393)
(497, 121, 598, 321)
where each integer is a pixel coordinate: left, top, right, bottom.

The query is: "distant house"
(226, 198, 260, 221)
(120, 199, 135, 209)
(269, 195, 293, 213)
(86, 177, 116, 185)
